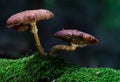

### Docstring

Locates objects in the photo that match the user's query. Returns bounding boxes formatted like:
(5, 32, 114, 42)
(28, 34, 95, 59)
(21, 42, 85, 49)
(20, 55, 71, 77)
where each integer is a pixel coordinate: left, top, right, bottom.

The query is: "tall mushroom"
(6, 9, 54, 56)
(49, 29, 98, 55)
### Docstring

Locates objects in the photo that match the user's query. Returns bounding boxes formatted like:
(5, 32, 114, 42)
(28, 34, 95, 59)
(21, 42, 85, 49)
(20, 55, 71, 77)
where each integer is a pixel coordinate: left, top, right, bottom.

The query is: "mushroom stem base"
(48, 44, 78, 55)
(30, 22, 46, 56)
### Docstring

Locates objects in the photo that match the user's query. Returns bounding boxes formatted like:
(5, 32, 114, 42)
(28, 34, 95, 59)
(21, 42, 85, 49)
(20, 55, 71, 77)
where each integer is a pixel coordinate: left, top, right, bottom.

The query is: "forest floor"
(0, 53, 120, 82)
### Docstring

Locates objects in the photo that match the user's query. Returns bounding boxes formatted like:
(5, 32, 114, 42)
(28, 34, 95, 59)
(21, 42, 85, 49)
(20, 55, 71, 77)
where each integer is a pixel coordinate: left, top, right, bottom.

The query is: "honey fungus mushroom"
(6, 9, 54, 56)
(49, 29, 98, 55)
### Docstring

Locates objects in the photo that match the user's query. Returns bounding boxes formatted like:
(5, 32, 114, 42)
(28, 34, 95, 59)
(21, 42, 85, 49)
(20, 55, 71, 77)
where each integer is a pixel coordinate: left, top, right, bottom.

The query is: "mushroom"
(49, 29, 98, 55)
(6, 9, 54, 56)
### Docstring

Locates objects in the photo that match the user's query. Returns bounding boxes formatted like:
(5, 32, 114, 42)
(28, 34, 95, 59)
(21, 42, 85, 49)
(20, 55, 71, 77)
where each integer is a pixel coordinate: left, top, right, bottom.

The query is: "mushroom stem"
(30, 22, 46, 56)
(48, 44, 79, 56)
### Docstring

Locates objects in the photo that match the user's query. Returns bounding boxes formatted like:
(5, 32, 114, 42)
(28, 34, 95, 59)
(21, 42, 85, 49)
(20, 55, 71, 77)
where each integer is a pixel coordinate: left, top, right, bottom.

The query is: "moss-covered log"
(0, 53, 66, 82)
(0, 53, 120, 82)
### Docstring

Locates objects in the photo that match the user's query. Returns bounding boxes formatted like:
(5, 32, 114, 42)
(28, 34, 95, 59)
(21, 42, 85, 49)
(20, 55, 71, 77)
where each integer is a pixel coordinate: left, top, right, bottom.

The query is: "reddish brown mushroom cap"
(54, 29, 98, 47)
(6, 9, 54, 31)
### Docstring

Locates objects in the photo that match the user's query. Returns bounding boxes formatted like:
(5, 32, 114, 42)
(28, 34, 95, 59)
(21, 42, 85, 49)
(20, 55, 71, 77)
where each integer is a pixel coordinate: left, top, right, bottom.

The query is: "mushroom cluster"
(6, 9, 98, 57)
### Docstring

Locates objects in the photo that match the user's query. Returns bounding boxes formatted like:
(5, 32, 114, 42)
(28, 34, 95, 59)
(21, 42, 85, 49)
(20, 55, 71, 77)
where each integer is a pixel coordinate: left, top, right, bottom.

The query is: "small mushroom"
(6, 9, 54, 56)
(49, 29, 98, 55)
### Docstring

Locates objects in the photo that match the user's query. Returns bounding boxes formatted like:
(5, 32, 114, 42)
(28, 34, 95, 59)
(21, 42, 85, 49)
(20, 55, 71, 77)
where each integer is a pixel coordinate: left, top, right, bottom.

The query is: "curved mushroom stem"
(30, 22, 46, 56)
(48, 43, 79, 56)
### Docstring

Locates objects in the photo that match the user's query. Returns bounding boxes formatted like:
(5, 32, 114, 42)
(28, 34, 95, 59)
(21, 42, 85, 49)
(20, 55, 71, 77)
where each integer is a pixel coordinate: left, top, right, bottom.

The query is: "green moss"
(57, 67, 120, 82)
(0, 53, 120, 82)
(0, 53, 66, 82)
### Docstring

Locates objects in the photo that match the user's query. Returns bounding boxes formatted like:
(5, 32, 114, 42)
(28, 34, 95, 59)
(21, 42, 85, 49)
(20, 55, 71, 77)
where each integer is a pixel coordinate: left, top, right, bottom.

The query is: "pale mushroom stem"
(30, 22, 46, 56)
(48, 44, 79, 56)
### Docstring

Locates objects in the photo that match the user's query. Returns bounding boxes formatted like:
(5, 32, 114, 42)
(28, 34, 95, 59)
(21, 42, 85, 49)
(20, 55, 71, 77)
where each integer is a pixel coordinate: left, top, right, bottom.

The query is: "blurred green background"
(0, 0, 120, 68)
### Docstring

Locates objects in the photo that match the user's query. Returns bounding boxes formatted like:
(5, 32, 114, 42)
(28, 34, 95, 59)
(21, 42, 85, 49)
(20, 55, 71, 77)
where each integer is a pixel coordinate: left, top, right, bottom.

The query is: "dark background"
(0, 0, 120, 69)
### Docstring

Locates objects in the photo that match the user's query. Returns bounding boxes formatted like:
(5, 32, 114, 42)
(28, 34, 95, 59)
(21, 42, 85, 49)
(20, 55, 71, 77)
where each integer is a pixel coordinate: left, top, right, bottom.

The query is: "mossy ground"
(57, 67, 120, 82)
(0, 53, 120, 82)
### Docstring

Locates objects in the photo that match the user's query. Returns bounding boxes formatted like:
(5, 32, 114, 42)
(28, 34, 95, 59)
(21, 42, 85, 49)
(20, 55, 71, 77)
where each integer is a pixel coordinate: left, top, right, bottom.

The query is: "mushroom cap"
(6, 9, 54, 31)
(54, 29, 98, 47)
